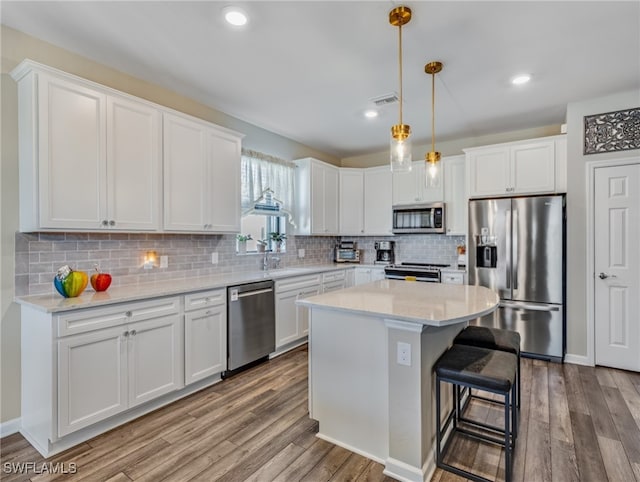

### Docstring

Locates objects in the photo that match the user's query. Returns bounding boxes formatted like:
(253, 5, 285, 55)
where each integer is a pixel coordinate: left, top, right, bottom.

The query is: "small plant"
(269, 232, 287, 243)
(236, 234, 253, 242)
(256, 239, 268, 246)
(256, 239, 268, 253)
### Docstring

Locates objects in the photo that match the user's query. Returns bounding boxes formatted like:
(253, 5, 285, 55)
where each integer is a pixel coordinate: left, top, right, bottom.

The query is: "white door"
(185, 306, 226, 384)
(107, 95, 161, 230)
(275, 290, 300, 347)
(364, 166, 393, 235)
(207, 129, 241, 233)
(128, 315, 183, 407)
(511, 140, 556, 194)
(594, 163, 640, 371)
(310, 162, 326, 234)
(57, 326, 127, 436)
(468, 148, 510, 197)
(163, 113, 208, 231)
(443, 155, 467, 236)
(38, 74, 107, 229)
(298, 287, 321, 336)
(339, 169, 364, 235)
(324, 165, 340, 234)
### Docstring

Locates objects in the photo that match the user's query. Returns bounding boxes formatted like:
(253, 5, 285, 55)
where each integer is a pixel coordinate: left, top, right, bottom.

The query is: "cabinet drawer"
(276, 274, 322, 293)
(57, 297, 181, 337)
(322, 270, 346, 283)
(323, 280, 346, 293)
(184, 289, 225, 312)
(441, 272, 464, 285)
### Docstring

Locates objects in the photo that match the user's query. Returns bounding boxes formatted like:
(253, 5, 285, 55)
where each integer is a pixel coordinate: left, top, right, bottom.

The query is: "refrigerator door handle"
(513, 209, 519, 291)
(499, 301, 560, 312)
(506, 209, 512, 289)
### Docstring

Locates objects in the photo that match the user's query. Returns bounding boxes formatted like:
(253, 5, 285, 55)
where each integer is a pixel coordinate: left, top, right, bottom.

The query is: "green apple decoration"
(91, 265, 112, 292)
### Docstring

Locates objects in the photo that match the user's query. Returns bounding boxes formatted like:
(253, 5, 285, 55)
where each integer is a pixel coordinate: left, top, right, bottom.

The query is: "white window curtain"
(241, 149, 295, 211)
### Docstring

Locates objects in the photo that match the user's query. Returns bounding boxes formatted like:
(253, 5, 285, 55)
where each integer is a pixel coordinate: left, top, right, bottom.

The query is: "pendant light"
(425, 61, 443, 187)
(389, 6, 412, 172)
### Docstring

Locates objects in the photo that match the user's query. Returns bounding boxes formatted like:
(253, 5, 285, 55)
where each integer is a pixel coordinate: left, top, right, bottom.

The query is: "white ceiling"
(2, 1, 639, 159)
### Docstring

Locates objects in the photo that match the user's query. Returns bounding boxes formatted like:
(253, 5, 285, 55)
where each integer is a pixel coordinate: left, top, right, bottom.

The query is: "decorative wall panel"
(584, 107, 640, 154)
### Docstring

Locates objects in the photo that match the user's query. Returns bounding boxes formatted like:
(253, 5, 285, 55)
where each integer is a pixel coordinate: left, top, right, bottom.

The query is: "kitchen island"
(296, 280, 499, 482)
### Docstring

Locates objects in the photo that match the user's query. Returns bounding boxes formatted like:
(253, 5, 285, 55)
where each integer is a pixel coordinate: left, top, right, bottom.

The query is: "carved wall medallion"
(584, 107, 640, 154)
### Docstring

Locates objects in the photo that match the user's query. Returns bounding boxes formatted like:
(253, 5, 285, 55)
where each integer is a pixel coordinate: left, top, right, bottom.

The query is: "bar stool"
(435, 344, 517, 482)
(454, 325, 521, 410)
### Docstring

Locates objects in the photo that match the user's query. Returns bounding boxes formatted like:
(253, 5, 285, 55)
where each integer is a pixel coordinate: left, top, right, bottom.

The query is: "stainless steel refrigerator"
(468, 195, 565, 361)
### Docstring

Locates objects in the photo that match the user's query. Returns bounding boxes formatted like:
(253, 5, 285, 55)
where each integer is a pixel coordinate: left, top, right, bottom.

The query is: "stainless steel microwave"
(392, 202, 446, 234)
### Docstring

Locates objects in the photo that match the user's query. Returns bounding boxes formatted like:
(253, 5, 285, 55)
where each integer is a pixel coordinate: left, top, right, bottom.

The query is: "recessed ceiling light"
(364, 110, 379, 119)
(223, 7, 248, 26)
(511, 74, 531, 85)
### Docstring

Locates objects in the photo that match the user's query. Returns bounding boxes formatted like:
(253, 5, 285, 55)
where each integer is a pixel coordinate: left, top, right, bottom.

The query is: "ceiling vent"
(370, 92, 399, 106)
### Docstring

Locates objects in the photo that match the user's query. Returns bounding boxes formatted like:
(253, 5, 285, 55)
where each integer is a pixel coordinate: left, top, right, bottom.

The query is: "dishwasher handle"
(236, 287, 273, 299)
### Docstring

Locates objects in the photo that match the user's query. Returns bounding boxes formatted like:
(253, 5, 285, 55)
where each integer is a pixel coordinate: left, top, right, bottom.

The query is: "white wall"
(565, 89, 640, 361)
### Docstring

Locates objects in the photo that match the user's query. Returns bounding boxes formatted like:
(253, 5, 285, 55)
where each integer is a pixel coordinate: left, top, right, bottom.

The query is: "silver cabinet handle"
(102, 220, 109, 226)
(123, 331, 130, 337)
(109, 220, 115, 226)
(125, 311, 132, 317)
(598, 272, 616, 279)
(130, 329, 137, 336)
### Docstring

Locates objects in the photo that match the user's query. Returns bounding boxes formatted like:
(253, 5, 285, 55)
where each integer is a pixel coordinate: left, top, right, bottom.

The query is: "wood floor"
(1, 345, 639, 482)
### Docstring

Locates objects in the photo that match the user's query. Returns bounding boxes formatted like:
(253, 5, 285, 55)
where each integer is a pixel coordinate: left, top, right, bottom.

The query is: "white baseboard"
(564, 354, 593, 366)
(0, 418, 21, 438)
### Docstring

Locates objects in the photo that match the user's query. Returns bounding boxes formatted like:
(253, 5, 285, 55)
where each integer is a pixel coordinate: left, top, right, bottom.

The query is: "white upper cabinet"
(163, 112, 242, 233)
(466, 135, 567, 198)
(12, 62, 161, 232)
(443, 155, 467, 236)
(294, 158, 339, 235)
(392, 160, 444, 205)
(364, 166, 393, 235)
(339, 169, 365, 235)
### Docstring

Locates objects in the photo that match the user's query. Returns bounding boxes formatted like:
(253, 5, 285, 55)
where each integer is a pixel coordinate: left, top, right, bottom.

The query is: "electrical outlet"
(397, 342, 411, 366)
(160, 256, 168, 268)
(298, 248, 305, 258)
(211, 252, 219, 264)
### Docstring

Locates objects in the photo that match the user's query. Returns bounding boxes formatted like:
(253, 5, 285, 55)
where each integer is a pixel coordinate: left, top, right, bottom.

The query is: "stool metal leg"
(436, 376, 442, 467)
(505, 390, 512, 482)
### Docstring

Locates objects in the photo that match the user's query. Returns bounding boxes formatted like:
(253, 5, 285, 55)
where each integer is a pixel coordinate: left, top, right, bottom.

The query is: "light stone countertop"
(16, 264, 355, 313)
(296, 279, 499, 327)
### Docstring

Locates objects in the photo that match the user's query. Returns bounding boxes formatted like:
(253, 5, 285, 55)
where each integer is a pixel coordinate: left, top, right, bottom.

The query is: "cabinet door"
(298, 286, 321, 336)
(107, 95, 161, 230)
(468, 148, 510, 197)
(443, 155, 467, 236)
(185, 305, 226, 384)
(128, 315, 183, 407)
(370, 268, 386, 281)
(364, 166, 393, 235)
(339, 169, 364, 235)
(511, 141, 555, 194)
(324, 165, 340, 234)
(310, 162, 326, 234)
(392, 166, 419, 205)
(354, 268, 372, 285)
(275, 290, 300, 347)
(38, 74, 107, 229)
(163, 113, 208, 231)
(207, 129, 241, 233)
(58, 326, 127, 437)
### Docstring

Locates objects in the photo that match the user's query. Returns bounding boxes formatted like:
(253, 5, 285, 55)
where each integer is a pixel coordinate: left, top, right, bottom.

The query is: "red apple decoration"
(90, 266, 112, 292)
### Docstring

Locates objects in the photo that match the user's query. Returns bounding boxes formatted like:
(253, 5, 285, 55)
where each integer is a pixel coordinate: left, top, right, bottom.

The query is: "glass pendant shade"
(390, 124, 412, 172)
(426, 159, 441, 187)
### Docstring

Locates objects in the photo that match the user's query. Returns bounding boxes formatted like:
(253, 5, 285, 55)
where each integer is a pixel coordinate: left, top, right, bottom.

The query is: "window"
(239, 149, 295, 254)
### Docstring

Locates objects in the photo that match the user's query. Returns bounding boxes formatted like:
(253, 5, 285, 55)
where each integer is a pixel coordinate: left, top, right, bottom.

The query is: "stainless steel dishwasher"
(225, 280, 275, 376)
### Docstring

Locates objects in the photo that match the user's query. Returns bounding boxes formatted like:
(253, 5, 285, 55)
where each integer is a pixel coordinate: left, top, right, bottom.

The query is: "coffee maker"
(374, 241, 395, 265)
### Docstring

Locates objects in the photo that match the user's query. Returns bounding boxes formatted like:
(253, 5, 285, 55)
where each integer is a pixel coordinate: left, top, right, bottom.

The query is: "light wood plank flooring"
(1, 346, 639, 482)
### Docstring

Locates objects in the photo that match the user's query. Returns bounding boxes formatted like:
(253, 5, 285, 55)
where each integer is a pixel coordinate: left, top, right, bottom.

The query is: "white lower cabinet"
(354, 267, 386, 285)
(322, 269, 347, 293)
(275, 274, 321, 348)
(184, 289, 226, 385)
(57, 300, 183, 437)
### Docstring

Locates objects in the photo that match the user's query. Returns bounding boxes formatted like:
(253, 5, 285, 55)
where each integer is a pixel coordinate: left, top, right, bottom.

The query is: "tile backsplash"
(14, 232, 338, 296)
(15, 232, 465, 296)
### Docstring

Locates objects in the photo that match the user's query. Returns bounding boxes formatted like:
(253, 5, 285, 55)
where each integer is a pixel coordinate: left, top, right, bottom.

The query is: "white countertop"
(296, 279, 498, 327)
(16, 264, 350, 313)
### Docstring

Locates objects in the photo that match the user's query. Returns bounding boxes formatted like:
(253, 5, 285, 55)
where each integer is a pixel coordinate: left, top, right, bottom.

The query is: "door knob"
(598, 272, 616, 279)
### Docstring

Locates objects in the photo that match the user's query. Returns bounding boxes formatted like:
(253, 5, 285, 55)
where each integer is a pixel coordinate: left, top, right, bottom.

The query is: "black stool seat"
(454, 326, 521, 355)
(435, 344, 516, 393)
(434, 344, 518, 482)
